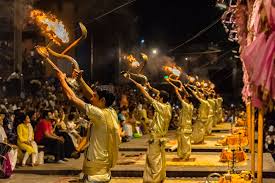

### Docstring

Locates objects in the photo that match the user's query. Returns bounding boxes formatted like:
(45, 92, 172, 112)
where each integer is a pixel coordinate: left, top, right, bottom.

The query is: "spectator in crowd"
(53, 111, 77, 158)
(34, 110, 66, 163)
(0, 111, 18, 171)
(17, 114, 39, 166)
(66, 113, 81, 149)
(3, 113, 17, 144)
(118, 118, 128, 142)
(28, 111, 40, 129)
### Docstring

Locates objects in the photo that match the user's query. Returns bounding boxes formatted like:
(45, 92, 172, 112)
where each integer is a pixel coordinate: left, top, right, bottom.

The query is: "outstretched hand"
(122, 72, 130, 79)
(145, 82, 152, 89)
(72, 69, 83, 80)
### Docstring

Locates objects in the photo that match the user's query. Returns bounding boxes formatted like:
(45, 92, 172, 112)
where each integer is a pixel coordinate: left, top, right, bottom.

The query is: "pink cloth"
(241, 63, 252, 103)
(241, 0, 275, 106)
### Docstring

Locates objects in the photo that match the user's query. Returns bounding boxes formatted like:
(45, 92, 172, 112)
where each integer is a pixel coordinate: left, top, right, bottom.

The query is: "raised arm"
(169, 77, 190, 96)
(166, 79, 183, 101)
(56, 70, 86, 113)
(146, 82, 160, 96)
(188, 86, 202, 102)
(126, 74, 155, 102)
(73, 69, 94, 101)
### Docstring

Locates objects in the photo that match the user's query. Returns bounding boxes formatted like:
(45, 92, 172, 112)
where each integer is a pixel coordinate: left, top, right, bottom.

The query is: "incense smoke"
(143, 55, 177, 82)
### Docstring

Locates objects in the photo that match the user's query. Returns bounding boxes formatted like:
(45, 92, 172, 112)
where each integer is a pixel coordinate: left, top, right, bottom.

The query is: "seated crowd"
(2, 77, 270, 178)
(0, 79, 157, 175)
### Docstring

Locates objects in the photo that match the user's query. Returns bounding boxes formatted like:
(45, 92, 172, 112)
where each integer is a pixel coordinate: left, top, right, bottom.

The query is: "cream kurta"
(143, 99, 172, 183)
(192, 98, 210, 144)
(217, 97, 223, 123)
(205, 99, 215, 135)
(84, 104, 120, 182)
(177, 100, 193, 159)
(213, 98, 219, 126)
(197, 98, 210, 122)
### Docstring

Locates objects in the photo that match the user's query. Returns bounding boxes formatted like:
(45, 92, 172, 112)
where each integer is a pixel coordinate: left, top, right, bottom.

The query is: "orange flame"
(163, 65, 181, 77)
(30, 9, 69, 46)
(123, 54, 140, 68)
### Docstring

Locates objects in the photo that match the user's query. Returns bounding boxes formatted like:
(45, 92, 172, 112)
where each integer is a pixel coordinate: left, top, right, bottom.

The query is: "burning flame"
(163, 66, 181, 77)
(124, 54, 140, 68)
(30, 9, 69, 46)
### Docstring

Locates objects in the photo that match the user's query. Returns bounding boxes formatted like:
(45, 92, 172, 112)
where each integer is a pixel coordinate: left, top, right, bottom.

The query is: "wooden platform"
(119, 128, 248, 152)
(14, 153, 275, 178)
(14, 122, 268, 180)
(113, 152, 275, 178)
(212, 123, 232, 132)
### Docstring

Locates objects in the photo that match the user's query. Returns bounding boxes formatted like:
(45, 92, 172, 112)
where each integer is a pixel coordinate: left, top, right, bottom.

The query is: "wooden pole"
(247, 102, 252, 150)
(251, 106, 255, 177)
(257, 107, 264, 183)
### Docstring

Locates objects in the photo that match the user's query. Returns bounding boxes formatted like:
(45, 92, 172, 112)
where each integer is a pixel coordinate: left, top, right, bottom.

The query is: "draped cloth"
(191, 98, 209, 144)
(83, 105, 120, 182)
(205, 99, 215, 135)
(143, 99, 172, 183)
(191, 120, 205, 144)
(177, 101, 193, 159)
(241, 0, 275, 107)
(176, 130, 191, 160)
(143, 137, 167, 183)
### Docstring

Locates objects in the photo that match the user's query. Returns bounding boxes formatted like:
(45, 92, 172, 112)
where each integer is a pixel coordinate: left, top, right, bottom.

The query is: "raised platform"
(119, 129, 248, 152)
(14, 152, 275, 178)
(212, 123, 232, 132)
(114, 152, 275, 178)
(56, 177, 275, 183)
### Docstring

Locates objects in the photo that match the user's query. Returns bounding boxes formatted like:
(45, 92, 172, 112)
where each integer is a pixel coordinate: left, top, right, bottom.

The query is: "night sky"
(33, 0, 240, 100)
(134, 0, 226, 49)
(34, 0, 227, 50)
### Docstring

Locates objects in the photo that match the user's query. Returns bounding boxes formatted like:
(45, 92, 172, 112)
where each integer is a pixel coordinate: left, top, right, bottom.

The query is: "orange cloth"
(220, 149, 247, 162)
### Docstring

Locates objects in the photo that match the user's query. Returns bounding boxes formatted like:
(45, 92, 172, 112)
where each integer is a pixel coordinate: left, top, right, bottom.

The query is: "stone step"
(14, 152, 275, 178)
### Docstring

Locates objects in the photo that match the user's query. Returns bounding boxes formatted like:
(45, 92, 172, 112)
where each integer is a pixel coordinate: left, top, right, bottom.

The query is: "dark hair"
(68, 113, 75, 121)
(41, 110, 50, 119)
(96, 89, 116, 107)
(27, 111, 35, 118)
(18, 113, 27, 123)
(159, 90, 169, 103)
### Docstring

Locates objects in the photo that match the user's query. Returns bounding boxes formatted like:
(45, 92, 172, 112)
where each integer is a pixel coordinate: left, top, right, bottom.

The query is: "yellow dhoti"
(192, 120, 206, 144)
(177, 130, 191, 160)
(213, 114, 219, 127)
(82, 158, 111, 182)
(143, 138, 166, 183)
(205, 115, 214, 135)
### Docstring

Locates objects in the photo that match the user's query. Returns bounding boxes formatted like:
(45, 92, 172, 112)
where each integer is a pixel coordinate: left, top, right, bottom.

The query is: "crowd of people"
(0, 77, 169, 168)
(0, 71, 274, 181)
